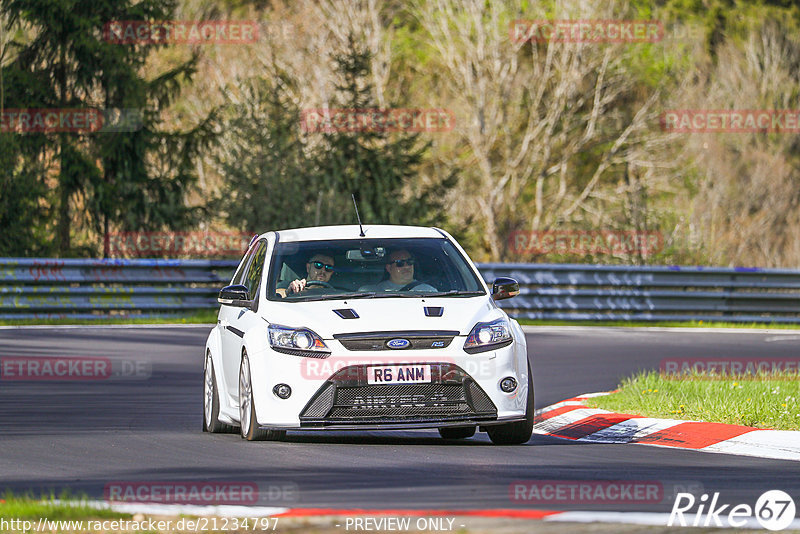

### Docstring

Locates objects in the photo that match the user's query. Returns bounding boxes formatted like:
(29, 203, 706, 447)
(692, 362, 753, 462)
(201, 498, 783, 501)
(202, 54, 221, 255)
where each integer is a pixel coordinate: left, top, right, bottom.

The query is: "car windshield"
(267, 237, 485, 302)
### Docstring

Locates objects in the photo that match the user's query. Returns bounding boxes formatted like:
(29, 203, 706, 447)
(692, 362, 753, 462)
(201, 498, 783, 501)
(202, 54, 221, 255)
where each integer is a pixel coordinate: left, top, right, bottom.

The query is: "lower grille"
(299, 363, 497, 426)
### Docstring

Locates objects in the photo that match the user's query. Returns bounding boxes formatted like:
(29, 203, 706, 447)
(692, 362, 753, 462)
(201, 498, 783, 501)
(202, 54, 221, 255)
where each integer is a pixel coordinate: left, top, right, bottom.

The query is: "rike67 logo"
(669, 490, 797, 531)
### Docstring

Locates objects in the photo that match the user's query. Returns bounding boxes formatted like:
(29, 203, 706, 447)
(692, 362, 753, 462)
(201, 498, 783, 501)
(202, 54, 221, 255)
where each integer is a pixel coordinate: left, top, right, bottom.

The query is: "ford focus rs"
(203, 225, 533, 444)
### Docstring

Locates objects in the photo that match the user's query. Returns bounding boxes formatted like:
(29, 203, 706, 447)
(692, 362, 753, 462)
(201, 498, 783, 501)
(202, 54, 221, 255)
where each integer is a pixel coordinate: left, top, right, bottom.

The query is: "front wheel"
(203, 353, 236, 433)
(487, 362, 534, 445)
(239, 352, 286, 441)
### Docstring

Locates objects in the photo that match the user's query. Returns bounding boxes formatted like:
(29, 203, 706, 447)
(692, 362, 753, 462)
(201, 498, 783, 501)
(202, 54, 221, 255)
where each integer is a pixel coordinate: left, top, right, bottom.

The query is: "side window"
(231, 245, 257, 286)
(243, 241, 267, 299)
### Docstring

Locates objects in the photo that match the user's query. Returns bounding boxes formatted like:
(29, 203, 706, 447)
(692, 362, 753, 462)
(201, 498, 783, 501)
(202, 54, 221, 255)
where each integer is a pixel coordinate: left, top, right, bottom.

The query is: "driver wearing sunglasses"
(371, 249, 435, 292)
(287, 254, 335, 294)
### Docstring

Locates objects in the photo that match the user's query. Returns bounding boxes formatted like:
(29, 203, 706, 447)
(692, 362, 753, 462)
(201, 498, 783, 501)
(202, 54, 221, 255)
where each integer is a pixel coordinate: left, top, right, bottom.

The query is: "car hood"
(263, 296, 503, 338)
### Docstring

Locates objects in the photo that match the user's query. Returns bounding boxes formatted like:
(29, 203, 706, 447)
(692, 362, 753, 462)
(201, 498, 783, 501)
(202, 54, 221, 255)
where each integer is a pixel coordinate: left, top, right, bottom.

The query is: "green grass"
(0, 491, 129, 520)
(585, 371, 800, 430)
(0, 309, 218, 326)
(518, 319, 800, 329)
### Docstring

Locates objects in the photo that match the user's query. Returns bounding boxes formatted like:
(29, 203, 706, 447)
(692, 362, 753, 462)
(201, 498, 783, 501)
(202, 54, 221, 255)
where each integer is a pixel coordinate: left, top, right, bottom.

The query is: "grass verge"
(584, 371, 800, 430)
(0, 309, 218, 326)
(0, 492, 129, 520)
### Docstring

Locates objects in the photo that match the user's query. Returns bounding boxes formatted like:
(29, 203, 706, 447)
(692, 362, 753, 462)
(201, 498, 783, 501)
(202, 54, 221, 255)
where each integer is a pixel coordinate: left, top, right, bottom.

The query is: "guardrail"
(481, 263, 800, 323)
(0, 258, 236, 320)
(1, 259, 799, 323)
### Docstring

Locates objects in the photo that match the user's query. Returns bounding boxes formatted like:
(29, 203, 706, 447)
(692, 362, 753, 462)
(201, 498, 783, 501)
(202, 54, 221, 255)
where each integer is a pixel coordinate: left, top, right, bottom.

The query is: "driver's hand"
(288, 278, 306, 294)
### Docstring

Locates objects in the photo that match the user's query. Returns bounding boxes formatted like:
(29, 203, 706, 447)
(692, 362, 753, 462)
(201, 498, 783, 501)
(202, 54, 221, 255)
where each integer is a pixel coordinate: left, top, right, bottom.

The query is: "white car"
(203, 225, 533, 444)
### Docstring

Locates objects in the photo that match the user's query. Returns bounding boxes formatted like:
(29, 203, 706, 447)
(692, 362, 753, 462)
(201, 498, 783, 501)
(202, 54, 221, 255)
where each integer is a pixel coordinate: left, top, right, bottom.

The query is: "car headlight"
(463, 318, 513, 354)
(268, 324, 330, 358)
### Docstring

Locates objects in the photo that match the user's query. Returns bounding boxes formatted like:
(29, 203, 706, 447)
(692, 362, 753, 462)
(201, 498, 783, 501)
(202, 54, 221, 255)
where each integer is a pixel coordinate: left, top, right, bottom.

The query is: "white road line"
(68, 500, 288, 516)
(702, 430, 800, 462)
(764, 335, 800, 342)
(0, 324, 214, 330)
(545, 511, 800, 529)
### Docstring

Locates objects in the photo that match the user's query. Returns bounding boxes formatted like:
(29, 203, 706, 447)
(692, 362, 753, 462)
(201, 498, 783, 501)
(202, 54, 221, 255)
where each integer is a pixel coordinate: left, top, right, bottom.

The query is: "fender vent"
(333, 308, 359, 319)
(424, 306, 444, 317)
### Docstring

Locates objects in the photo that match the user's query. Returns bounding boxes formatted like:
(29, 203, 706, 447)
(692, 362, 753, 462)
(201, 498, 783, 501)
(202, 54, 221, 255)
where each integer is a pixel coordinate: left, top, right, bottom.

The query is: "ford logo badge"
(386, 338, 410, 349)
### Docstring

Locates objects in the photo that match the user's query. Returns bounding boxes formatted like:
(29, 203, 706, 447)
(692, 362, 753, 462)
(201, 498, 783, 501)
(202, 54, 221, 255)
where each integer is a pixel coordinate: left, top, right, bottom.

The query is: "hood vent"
(333, 308, 359, 319)
(424, 306, 444, 317)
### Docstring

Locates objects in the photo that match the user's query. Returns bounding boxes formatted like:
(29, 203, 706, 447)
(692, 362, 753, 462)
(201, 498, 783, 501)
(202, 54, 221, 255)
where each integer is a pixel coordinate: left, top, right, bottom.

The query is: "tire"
(203, 353, 236, 433)
(487, 362, 534, 445)
(239, 352, 285, 441)
(438, 426, 476, 440)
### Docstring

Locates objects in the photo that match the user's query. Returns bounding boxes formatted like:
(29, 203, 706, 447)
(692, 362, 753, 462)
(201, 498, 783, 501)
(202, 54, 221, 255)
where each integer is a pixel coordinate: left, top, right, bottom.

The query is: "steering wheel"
(304, 280, 334, 289)
(399, 280, 426, 291)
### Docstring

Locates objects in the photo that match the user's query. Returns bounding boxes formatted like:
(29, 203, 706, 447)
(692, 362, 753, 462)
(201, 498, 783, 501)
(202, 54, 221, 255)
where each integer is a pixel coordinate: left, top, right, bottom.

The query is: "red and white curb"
(534, 392, 800, 462)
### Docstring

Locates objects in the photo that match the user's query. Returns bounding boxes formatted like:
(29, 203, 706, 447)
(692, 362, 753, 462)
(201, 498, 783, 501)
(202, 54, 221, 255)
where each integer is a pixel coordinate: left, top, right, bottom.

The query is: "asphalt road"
(1, 325, 799, 515)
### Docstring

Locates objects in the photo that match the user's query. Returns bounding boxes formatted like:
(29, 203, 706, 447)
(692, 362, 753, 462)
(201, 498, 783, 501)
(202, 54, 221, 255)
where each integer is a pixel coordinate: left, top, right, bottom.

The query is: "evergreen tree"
(1, 0, 212, 257)
(214, 74, 321, 232)
(317, 35, 454, 226)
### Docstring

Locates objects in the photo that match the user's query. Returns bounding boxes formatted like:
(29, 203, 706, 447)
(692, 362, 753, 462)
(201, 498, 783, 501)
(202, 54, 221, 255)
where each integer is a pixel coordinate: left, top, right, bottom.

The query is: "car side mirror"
(218, 284, 252, 307)
(491, 277, 520, 300)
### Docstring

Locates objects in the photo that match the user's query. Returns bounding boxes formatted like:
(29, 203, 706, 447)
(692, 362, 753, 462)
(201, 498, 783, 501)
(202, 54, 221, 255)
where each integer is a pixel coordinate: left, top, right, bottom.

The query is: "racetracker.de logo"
(1, 109, 143, 134)
(103, 20, 259, 45)
(104, 482, 258, 505)
(1, 109, 103, 133)
(0, 357, 151, 381)
(661, 110, 800, 133)
(509, 230, 663, 257)
(510, 20, 663, 43)
(300, 108, 455, 133)
(510, 480, 663, 504)
(661, 358, 800, 377)
(105, 232, 252, 258)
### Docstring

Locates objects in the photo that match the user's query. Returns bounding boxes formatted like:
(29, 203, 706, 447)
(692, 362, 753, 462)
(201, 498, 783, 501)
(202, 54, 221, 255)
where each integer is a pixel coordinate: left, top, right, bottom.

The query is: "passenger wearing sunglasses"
(286, 254, 335, 294)
(371, 249, 435, 292)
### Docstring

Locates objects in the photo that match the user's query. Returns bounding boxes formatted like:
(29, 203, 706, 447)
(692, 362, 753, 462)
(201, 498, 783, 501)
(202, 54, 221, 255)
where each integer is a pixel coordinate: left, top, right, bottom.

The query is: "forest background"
(2, 0, 799, 267)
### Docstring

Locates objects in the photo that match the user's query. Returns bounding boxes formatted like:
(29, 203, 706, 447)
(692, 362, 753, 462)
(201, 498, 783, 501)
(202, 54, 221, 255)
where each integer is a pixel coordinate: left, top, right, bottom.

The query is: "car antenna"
(352, 194, 365, 237)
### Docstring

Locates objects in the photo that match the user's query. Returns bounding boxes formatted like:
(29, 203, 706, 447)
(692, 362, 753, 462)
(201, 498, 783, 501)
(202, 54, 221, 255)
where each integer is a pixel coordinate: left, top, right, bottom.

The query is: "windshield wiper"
(369, 292, 426, 298)
(424, 290, 485, 297)
(315, 292, 376, 300)
(367, 290, 485, 298)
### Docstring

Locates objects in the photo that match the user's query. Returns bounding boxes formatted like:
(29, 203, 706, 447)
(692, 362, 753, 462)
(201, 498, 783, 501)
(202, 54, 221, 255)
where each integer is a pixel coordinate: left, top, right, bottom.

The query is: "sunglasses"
(390, 259, 415, 267)
(309, 261, 334, 272)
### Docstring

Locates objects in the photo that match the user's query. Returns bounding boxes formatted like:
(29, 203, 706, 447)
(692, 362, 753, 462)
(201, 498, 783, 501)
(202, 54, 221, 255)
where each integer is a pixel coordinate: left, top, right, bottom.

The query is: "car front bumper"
(247, 335, 530, 430)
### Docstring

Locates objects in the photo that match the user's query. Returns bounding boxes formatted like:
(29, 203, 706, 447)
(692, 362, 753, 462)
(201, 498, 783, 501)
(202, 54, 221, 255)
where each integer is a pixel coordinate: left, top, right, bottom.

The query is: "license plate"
(367, 364, 431, 385)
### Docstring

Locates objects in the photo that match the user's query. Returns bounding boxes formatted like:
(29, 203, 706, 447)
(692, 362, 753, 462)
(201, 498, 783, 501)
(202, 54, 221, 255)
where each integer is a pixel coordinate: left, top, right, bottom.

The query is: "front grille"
(334, 331, 458, 351)
(299, 363, 497, 426)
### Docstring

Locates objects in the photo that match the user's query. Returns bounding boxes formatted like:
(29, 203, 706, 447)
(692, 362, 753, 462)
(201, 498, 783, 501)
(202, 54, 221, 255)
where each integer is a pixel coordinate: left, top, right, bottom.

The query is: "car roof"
(271, 225, 445, 243)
